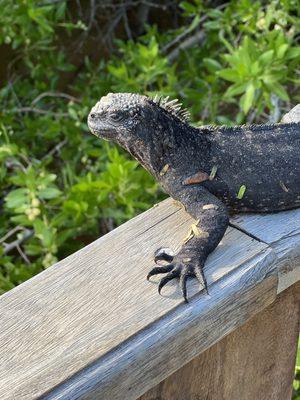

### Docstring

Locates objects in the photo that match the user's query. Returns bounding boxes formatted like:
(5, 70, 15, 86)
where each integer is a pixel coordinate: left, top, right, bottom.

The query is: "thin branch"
(163, 3, 228, 55)
(162, 16, 206, 54)
(3, 229, 33, 255)
(95, 1, 172, 10)
(141, 0, 170, 8)
(87, 0, 96, 32)
(31, 92, 79, 106)
(16, 244, 31, 264)
(103, 8, 124, 43)
(75, 0, 83, 18)
(6, 107, 69, 117)
(167, 30, 206, 63)
(41, 138, 68, 161)
(38, 0, 63, 4)
(268, 94, 281, 124)
(136, 2, 150, 35)
(123, 7, 133, 40)
(247, 109, 257, 124)
(4, 159, 27, 173)
(7, 80, 26, 129)
(0, 226, 25, 244)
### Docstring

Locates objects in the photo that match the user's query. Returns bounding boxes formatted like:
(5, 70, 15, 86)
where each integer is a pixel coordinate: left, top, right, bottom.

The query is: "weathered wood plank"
(232, 209, 300, 292)
(139, 282, 300, 400)
(45, 259, 277, 400)
(0, 199, 278, 399)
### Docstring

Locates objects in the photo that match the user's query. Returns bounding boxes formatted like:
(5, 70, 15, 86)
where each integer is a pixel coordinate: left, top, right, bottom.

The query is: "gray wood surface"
(0, 199, 299, 399)
(232, 209, 300, 292)
(140, 282, 300, 400)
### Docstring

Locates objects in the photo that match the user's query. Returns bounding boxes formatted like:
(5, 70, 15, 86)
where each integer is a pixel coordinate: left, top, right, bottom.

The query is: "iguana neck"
(118, 116, 211, 181)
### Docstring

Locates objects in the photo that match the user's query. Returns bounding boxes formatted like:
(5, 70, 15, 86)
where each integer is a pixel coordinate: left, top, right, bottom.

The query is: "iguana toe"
(147, 265, 174, 280)
(148, 255, 208, 302)
(158, 268, 180, 294)
(154, 248, 174, 264)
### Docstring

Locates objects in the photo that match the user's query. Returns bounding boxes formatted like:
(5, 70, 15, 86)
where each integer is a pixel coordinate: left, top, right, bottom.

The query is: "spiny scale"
(151, 94, 190, 123)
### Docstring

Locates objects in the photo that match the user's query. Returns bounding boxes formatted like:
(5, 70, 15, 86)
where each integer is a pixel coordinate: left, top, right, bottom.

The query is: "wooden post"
(139, 282, 300, 400)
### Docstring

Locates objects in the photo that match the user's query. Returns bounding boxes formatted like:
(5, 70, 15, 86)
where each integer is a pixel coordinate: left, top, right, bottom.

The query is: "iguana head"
(88, 92, 190, 174)
(88, 93, 149, 142)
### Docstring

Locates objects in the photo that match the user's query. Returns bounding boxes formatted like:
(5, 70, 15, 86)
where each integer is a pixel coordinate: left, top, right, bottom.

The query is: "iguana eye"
(109, 112, 123, 122)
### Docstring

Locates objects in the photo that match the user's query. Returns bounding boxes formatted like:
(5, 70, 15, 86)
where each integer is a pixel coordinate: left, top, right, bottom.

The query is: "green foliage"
(0, 0, 299, 300)
(0, 0, 65, 48)
(173, 0, 300, 122)
(218, 33, 300, 114)
(108, 36, 178, 94)
(294, 341, 300, 399)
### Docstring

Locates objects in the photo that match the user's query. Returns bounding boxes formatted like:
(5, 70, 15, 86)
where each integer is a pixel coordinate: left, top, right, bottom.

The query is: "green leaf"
(5, 189, 29, 208)
(203, 21, 221, 30)
(277, 43, 289, 59)
(180, 1, 197, 14)
(10, 215, 30, 225)
(286, 47, 300, 60)
(38, 187, 62, 199)
(56, 2, 66, 19)
(217, 69, 239, 83)
(258, 50, 274, 65)
(237, 185, 247, 199)
(225, 82, 247, 98)
(209, 165, 218, 180)
(0, 145, 13, 160)
(189, 15, 200, 31)
(33, 219, 45, 237)
(33, 219, 55, 248)
(203, 58, 222, 72)
(68, 108, 78, 120)
(240, 83, 255, 114)
(271, 83, 289, 101)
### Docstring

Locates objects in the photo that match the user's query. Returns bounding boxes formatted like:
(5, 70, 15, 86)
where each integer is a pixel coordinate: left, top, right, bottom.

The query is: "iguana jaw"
(87, 113, 118, 141)
(88, 125, 115, 141)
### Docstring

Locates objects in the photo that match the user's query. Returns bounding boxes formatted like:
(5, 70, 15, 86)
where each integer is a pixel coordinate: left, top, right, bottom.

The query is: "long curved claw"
(194, 265, 209, 294)
(158, 270, 180, 294)
(179, 268, 189, 303)
(147, 265, 174, 280)
(154, 248, 174, 265)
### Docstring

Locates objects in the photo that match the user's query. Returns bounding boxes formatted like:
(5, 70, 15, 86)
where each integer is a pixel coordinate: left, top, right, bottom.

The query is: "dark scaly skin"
(87, 93, 300, 302)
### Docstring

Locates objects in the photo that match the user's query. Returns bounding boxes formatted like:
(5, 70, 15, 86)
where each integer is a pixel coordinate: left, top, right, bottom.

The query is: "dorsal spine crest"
(151, 94, 190, 123)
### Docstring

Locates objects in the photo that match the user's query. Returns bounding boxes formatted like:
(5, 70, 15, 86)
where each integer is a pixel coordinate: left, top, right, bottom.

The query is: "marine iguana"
(88, 93, 300, 302)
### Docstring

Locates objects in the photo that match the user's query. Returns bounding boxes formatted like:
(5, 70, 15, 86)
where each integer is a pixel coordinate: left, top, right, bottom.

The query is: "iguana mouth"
(89, 126, 115, 140)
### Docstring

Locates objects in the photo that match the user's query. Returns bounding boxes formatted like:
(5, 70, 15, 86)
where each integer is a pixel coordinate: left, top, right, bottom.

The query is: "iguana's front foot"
(147, 188, 229, 302)
(147, 248, 208, 302)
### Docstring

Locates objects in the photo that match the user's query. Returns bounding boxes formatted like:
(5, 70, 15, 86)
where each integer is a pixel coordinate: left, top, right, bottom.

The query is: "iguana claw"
(154, 248, 174, 264)
(147, 254, 208, 302)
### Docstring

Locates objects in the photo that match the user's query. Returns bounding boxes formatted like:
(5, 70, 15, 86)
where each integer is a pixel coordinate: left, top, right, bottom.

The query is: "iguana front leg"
(147, 187, 229, 302)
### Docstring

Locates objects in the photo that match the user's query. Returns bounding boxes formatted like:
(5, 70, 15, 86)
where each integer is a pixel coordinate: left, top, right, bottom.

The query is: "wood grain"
(232, 209, 300, 292)
(0, 198, 298, 399)
(139, 282, 300, 400)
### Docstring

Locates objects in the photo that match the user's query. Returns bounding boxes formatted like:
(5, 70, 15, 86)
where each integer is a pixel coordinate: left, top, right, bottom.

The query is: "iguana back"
(198, 122, 300, 212)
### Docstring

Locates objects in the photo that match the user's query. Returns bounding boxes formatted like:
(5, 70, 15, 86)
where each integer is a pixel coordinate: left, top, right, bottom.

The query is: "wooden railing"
(0, 198, 299, 400)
